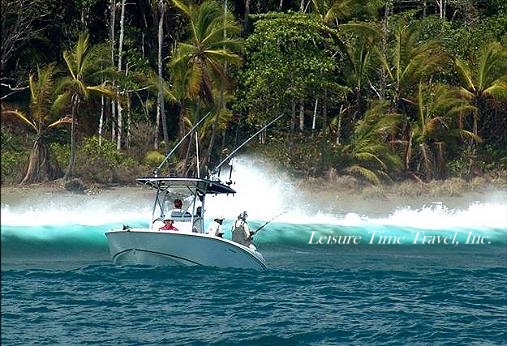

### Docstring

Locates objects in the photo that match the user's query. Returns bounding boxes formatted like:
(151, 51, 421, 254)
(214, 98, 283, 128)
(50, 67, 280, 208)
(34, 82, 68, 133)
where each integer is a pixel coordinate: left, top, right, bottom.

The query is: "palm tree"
(379, 21, 448, 110)
(310, 0, 379, 24)
(1, 64, 71, 184)
(404, 83, 480, 180)
(309, 1, 381, 135)
(454, 41, 507, 139)
(151, 0, 170, 150)
(169, 0, 243, 174)
(339, 101, 403, 185)
(340, 22, 384, 116)
(311, 0, 354, 24)
(59, 32, 118, 180)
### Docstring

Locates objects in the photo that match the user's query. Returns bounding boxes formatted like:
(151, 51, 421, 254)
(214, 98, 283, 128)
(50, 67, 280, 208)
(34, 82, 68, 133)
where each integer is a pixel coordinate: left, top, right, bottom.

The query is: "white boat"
(105, 113, 283, 270)
(105, 176, 267, 270)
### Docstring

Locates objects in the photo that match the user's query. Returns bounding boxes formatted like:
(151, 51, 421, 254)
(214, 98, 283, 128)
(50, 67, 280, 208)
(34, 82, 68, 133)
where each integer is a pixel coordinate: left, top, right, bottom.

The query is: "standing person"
(232, 211, 254, 247)
(206, 217, 224, 238)
(159, 217, 179, 231)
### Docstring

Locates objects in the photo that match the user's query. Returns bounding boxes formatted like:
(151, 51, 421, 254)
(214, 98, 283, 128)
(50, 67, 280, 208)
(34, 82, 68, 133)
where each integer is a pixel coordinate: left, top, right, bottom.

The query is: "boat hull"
(105, 229, 267, 270)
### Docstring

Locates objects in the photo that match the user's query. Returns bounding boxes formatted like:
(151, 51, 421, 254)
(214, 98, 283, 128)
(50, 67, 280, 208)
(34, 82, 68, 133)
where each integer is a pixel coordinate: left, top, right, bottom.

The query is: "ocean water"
(2, 160, 506, 345)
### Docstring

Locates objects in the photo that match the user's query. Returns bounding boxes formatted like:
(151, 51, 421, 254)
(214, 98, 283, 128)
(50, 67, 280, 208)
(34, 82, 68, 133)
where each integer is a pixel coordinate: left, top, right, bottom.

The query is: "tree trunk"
(298, 101, 304, 132)
(116, 0, 126, 150)
(336, 104, 344, 145)
(404, 130, 413, 171)
(21, 135, 62, 184)
(110, 0, 116, 144)
(243, 0, 250, 33)
(436, 0, 445, 19)
(99, 95, 105, 146)
(64, 95, 80, 180)
(312, 97, 318, 132)
(126, 90, 131, 148)
(380, 1, 391, 100)
(322, 89, 328, 133)
(434, 142, 446, 179)
(290, 99, 296, 133)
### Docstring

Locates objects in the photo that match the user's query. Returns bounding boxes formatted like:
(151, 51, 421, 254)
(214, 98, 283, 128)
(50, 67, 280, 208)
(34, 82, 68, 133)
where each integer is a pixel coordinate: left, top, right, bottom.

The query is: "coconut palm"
(404, 83, 480, 180)
(310, 1, 381, 133)
(169, 0, 243, 174)
(59, 32, 118, 180)
(379, 21, 448, 110)
(310, 0, 379, 24)
(340, 22, 384, 116)
(339, 101, 403, 185)
(311, 0, 354, 24)
(1, 64, 71, 184)
(454, 41, 507, 139)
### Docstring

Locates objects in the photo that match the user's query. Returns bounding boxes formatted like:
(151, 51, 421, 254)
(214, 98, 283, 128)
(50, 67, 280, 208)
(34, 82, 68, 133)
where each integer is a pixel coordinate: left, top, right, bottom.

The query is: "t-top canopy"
(136, 177, 236, 195)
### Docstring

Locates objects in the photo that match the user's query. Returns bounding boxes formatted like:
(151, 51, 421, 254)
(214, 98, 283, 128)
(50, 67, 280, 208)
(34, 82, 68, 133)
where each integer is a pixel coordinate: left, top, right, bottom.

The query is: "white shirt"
(206, 221, 223, 237)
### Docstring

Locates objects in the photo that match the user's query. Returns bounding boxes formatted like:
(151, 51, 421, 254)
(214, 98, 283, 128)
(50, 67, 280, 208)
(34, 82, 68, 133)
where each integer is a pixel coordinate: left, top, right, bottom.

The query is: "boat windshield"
(141, 177, 234, 233)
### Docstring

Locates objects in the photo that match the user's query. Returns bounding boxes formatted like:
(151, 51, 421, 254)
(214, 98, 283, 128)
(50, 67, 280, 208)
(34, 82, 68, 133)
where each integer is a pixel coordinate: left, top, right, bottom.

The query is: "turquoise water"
(2, 199, 506, 345)
(2, 158, 506, 344)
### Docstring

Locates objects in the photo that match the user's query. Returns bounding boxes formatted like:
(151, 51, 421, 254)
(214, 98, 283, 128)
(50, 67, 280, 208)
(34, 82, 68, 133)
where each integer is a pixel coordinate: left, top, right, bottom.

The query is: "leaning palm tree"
(59, 32, 118, 180)
(170, 0, 243, 174)
(1, 64, 71, 184)
(339, 101, 404, 185)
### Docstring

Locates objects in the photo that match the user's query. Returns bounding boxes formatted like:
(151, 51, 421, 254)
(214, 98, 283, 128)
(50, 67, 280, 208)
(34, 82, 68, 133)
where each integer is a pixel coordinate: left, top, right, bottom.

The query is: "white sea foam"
(1, 200, 152, 227)
(1, 156, 506, 230)
(205, 156, 507, 230)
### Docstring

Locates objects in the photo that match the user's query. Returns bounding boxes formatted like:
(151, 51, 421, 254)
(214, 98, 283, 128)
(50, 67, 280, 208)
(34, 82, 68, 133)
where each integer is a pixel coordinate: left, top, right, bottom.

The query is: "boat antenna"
(213, 113, 284, 173)
(195, 131, 200, 178)
(153, 112, 212, 176)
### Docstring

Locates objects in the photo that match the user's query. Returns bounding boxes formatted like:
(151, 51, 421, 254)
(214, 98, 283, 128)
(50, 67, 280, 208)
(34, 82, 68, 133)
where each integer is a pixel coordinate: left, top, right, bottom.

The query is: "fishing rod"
(253, 211, 286, 235)
(153, 112, 212, 175)
(213, 113, 285, 173)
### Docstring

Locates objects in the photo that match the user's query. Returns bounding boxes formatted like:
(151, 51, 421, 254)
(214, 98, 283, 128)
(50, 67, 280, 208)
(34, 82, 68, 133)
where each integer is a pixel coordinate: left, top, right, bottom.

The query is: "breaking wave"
(2, 156, 506, 261)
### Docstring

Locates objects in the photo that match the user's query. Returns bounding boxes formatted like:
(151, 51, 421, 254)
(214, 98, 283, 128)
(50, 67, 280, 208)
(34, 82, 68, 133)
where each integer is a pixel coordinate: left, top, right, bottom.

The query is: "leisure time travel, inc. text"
(308, 230, 491, 245)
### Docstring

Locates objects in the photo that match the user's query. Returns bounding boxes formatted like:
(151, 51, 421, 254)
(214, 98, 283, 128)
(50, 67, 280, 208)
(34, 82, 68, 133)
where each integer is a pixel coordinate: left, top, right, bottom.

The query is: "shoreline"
(301, 180, 507, 216)
(2, 178, 505, 217)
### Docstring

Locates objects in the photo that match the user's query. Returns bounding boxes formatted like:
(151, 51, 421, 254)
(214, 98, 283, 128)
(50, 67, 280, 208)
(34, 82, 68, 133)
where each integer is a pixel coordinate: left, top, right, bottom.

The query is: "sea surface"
(2, 161, 506, 345)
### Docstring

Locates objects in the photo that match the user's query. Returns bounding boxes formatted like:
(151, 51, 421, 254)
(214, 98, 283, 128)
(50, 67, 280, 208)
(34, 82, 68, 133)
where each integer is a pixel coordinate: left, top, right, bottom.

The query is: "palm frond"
(344, 165, 381, 185)
(1, 109, 37, 132)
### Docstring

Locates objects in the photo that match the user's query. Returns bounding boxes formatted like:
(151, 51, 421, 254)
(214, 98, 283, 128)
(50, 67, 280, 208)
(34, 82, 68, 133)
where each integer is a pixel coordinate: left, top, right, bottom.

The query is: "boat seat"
(173, 216, 203, 234)
(170, 210, 192, 218)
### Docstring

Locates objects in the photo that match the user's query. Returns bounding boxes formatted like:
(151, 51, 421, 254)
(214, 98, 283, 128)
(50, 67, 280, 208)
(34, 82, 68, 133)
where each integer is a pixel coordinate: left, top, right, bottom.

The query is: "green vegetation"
(1, 0, 506, 188)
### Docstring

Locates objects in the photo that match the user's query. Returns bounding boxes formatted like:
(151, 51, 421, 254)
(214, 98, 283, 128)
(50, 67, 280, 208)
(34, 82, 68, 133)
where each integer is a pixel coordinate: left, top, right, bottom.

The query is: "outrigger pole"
(153, 112, 212, 176)
(213, 113, 285, 173)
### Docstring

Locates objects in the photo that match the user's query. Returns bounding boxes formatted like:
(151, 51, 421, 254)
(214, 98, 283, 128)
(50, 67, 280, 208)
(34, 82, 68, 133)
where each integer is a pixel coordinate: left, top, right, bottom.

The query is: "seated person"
(206, 217, 224, 238)
(170, 198, 191, 218)
(159, 217, 179, 231)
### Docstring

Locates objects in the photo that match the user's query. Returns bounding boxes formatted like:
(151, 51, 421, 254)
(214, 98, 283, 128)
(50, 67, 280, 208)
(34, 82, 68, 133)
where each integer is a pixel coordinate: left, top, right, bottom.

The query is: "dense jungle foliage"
(1, 0, 506, 186)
